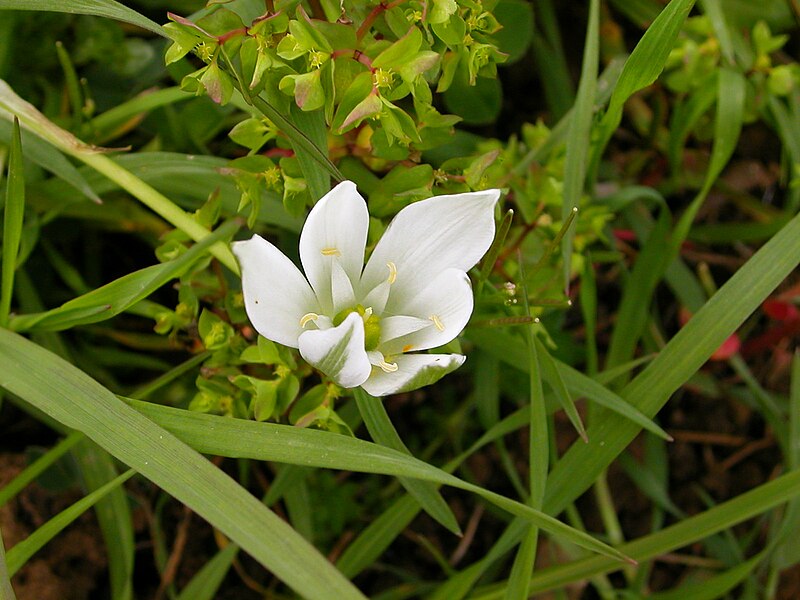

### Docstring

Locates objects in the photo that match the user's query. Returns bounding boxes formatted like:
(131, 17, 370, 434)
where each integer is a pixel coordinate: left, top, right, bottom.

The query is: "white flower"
(233, 181, 499, 396)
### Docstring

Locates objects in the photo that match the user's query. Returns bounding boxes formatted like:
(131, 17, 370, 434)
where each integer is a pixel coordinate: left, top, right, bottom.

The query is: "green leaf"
(0, 329, 367, 600)
(373, 28, 423, 70)
(6, 470, 135, 576)
(561, 0, 599, 290)
(0, 0, 165, 37)
(588, 0, 696, 181)
(10, 220, 239, 332)
(0, 525, 14, 600)
(125, 396, 632, 563)
(176, 544, 239, 600)
(544, 202, 800, 517)
(1, 117, 24, 328)
(493, 0, 535, 64)
(443, 71, 503, 125)
(354, 388, 461, 536)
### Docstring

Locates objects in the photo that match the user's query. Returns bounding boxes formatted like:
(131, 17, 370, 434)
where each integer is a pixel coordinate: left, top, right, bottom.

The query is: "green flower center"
(333, 304, 381, 351)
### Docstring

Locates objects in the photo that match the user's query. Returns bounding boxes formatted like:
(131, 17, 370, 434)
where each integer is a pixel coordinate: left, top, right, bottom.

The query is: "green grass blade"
(589, 0, 696, 182)
(71, 440, 135, 600)
(561, 0, 599, 290)
(289, 106, 331, 202)
(127, 396, 632, 563)
(544, 204, 800, 517)
(535, 335, 586, 441)
(469, 329, 671, 440)
(336, 495, 419, 578)
(0, 118, 101, 203)
(354, 388, 461, 535)
(0, 431, 83, 507)
(673, 67, 745, 247)
(10, 219, 239, 331)
(0, 0, 165, 37)
(0, 525, 17, 600)
(6, 470, 135, 576)
(0, 329, 367, 600)
(176, 543, 239, 600)
(648, 553, 764, 600)
(605, 207, 671, 373)
(0, 117, 23, 328)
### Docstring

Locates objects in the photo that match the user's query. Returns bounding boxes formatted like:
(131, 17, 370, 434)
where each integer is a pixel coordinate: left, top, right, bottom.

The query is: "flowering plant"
(234, 181, 499, 396)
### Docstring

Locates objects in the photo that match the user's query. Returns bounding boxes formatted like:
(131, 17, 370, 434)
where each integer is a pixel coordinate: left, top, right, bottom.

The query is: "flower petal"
(381, 268, 473, 354)
(233, 235, 319, 348)
(360, 189, 499, 298)
(379, 315, 431, 347)
(298, 311, 371, 388)
(361, 353, 466, 397)
(299, 181, 369, 314)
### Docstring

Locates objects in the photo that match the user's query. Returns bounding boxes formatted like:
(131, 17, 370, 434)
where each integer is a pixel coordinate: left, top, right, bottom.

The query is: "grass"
(1, 0, 799, 598)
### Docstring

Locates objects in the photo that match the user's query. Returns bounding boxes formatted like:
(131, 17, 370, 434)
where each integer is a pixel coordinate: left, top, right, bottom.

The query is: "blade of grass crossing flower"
(6, 470, 135, 576)
(543, 201, 800, 518)
(290, 106, 331, 202)
(0, 0, 165, 37)
(126, 398, 632, 563)
(250, 95, 344, 185)
(0, 117, 23, 328)
(673, 67, 745, 249)
(0, 525, 15, 600)
(0, 330, 368, 600)
(10, 220, 239, 331)
(353, 388, 461, 535)
(561, 0, 598, 292)
(588, 0, 696, 183)
(505, 264, 548, 600)
(176, 543, 239, 600)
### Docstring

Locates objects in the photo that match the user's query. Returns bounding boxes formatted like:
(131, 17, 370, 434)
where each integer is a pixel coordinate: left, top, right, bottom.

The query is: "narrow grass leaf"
(589, 0, 696, 181)
(0, 330, 368, 600)
(648, 553, 764, 600)
(90, 87, 190, 141)
(699, 0, 735, 63)
(176, 544, 239, 600)
(605, 207, 671, 373)
(0, 0, 165, 36)
(127, 397, 631, 562)
(6, 470, 135, 576)
(673, 67, 745, 247)
(535, 335, 586, 441)
(0, 120, 100, 203)
(0, 526, 16, 600)
(289, 106, 331, 202)
(354, 388, 461, 535)
(0, 432, 83, 507)
(469, 329, 671, 440)
(10, 219, 239, 331)
(0, 117, 23, 328)
(561, 0, 599, 290)
(71, 440, 135, 600)
(544, 201, 800, 517)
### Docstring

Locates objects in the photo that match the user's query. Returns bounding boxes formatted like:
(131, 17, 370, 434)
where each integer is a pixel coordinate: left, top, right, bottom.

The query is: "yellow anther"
(402, 344, 414, 353)
(362, 306, 373, 320)
(300, 313, 319, 328)
(429, 314, 445, 332)
(386, 261, 397, 284)
(321, 247, 341, 256)
(379, 359, 399, 373)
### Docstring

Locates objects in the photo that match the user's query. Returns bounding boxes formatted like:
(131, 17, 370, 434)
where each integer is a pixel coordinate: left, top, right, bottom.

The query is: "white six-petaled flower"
(232, 181, 499, 396)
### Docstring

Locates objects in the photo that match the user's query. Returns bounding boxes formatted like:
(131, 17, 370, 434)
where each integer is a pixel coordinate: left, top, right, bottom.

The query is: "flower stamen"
(300, 312, 319, 328)
(386, 261, 397, 284)
(429, 314, 445, 331)
(378, 359, 399, 373)
(321, 247, 341, 256)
